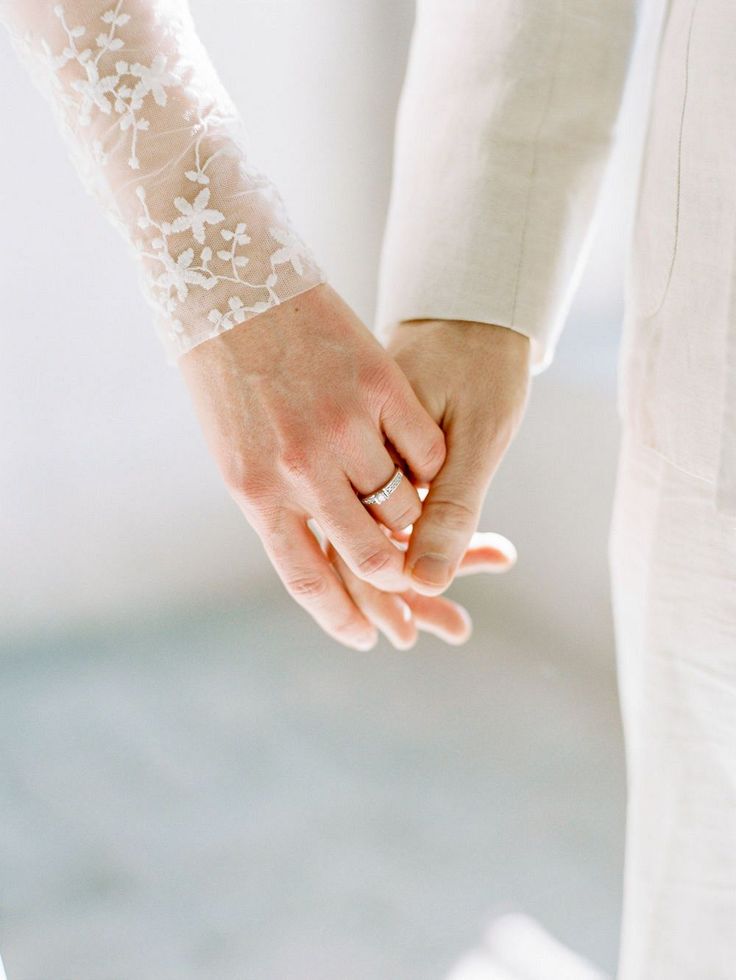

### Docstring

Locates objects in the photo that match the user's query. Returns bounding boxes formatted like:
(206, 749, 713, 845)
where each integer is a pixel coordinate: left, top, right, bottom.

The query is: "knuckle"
(426, 495, 477, 532)
(334, 612, 370, 640)
(392, 502, 421, 530)
(355, 547, 395, 579)
(219, 452, 248, 492)
(420, 431, 446, 473)
(357, 356, 392, 393)
(222, 459, 271, 503)
(284, 573, 330, 601)
(358, 358, 397, 410)
(279, 446, 314, 484)
(323, 413, 359, 458)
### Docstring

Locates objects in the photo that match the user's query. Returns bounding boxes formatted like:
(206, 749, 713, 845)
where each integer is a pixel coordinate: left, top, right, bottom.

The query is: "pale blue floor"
(0, 581, 625, 980)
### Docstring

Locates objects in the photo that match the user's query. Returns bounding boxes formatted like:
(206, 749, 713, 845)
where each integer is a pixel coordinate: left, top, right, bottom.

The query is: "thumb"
(405, 415, 506, 595)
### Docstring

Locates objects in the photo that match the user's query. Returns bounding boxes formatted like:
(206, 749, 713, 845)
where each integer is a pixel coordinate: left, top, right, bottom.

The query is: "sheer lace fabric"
(0, 0, 324, 359)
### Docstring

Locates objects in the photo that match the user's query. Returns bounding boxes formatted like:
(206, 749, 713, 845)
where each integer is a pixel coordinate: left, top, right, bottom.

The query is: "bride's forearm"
(0, 0, 324, 359)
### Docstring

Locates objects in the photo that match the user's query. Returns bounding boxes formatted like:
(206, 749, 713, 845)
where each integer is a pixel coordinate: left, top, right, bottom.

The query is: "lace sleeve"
(0, 0, 325, 360)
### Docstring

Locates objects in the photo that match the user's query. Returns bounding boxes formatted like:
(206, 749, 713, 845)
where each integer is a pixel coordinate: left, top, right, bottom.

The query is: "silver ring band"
(360, 468, 404, 506)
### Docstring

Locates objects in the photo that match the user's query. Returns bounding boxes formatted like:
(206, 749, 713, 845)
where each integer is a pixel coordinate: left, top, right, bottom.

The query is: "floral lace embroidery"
(0, 0, 324, 359)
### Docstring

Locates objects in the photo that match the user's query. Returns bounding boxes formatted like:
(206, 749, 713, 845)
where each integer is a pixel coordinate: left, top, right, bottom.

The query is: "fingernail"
(411, 553, 451, 588)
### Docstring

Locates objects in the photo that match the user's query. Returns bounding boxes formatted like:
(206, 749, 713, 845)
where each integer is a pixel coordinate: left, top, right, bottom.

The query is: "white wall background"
(0, 0, 662, 643)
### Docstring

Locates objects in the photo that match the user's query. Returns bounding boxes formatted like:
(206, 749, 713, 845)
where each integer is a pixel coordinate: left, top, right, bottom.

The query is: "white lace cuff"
(0, 0, 325, 360)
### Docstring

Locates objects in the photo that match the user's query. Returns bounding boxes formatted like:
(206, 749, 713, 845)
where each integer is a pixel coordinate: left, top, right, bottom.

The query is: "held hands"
(325, 317, 531, 648)
(180, 284, 444, 650)
(180, 286, 530, 650)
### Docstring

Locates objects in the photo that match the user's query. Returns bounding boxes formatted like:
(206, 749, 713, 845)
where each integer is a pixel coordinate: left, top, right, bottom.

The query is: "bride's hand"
(323, 532, 518, 649)
(179, 284, 445, 651)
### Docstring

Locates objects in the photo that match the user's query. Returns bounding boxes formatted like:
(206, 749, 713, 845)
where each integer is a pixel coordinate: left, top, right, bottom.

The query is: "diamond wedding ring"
(359, 468, 404, 506)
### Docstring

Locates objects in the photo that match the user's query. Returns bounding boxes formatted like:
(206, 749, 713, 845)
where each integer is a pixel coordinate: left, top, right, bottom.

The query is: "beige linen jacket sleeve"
(376, 0, 639, 374)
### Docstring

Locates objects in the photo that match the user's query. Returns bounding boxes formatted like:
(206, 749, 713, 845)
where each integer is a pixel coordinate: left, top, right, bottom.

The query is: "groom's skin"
(387, 317, 531, 592)
(180, 284, 531, 649)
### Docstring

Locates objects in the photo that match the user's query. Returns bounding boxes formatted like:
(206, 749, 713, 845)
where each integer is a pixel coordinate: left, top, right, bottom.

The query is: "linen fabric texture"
(378, 2, 736, 979)
(377, 0, 736, 523)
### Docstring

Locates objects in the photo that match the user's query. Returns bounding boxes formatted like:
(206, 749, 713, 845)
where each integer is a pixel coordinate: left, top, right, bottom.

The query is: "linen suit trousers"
(609, 426, 736, 980)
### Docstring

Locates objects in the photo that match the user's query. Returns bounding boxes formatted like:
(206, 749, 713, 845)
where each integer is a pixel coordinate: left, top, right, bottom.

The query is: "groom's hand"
(178, 285, 445, 649)
(387, 319, 531, 596)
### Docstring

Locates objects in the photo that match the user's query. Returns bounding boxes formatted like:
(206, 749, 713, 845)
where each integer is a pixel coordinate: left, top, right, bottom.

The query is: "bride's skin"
(179, 284, 445, 650)
(181, 283, 530, 651)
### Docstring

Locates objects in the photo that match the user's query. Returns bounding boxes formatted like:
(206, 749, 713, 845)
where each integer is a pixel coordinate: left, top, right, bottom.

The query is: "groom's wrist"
(394, 318, 531, 364)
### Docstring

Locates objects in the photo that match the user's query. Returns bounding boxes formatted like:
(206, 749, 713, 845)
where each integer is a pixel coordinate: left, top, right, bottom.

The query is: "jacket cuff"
(375, 0, 637, 375)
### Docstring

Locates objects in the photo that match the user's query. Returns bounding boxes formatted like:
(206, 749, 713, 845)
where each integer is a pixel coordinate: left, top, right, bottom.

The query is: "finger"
(454, 532, 518, 575)
(312, 474, 410, 592)
(404, 592, 473, 646)
(380, 365, 446, 485)
(385, 528, 515, 568)
(385, 490, 421, 543)
(326, 541, 418, 651)
(348, 436, 422, 534)
(261, 514, 378, 651)
(405, 414, 506, 595)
